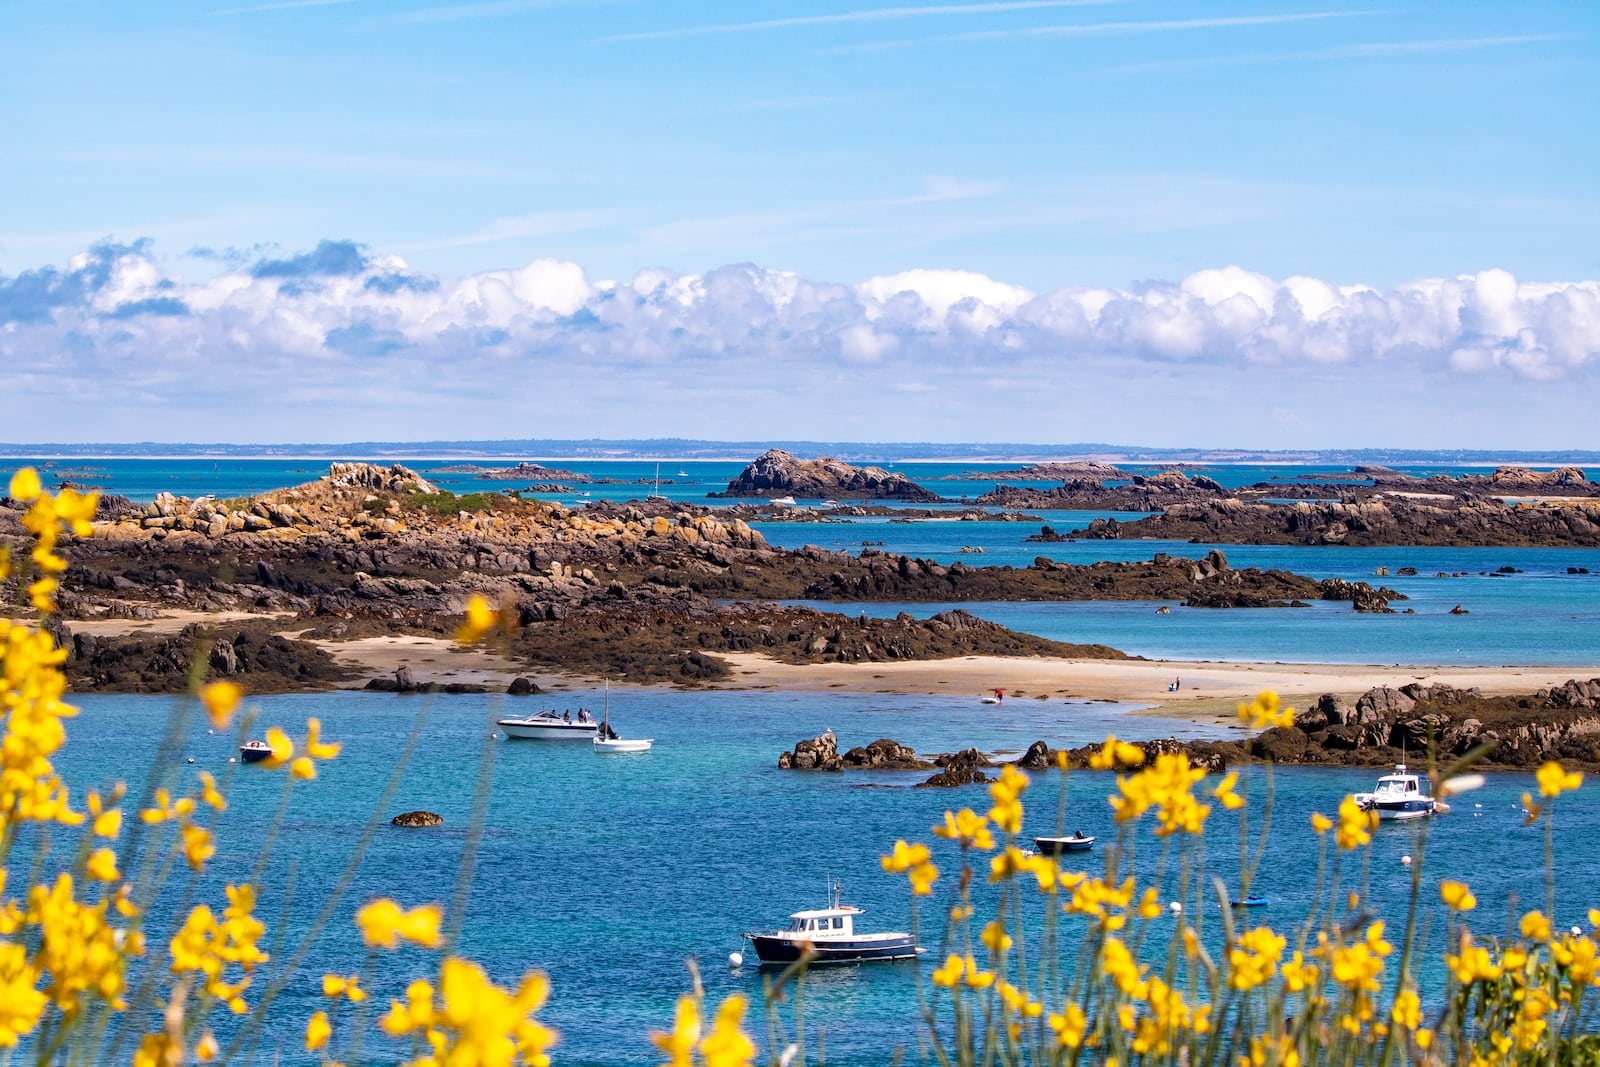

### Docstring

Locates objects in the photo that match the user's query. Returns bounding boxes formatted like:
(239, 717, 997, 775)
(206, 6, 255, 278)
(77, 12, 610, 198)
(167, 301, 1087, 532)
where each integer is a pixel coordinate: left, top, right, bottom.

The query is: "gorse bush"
(2, 468, 1595, 1066)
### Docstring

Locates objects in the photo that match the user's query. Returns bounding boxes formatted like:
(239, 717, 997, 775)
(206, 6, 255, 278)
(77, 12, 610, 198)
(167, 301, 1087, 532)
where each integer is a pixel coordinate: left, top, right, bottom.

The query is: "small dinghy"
(1231, 895, 1269, 908)
(1033, 831, 1096, 855)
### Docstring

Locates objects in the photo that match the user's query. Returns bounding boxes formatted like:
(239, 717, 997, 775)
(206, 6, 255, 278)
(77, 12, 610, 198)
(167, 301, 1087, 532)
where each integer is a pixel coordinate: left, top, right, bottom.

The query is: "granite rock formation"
(712, 449, 942, 502)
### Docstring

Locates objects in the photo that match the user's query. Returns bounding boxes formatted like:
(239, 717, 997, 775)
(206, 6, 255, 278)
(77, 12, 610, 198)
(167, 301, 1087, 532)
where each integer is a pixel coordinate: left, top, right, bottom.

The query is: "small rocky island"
(710, 449, 942, 502)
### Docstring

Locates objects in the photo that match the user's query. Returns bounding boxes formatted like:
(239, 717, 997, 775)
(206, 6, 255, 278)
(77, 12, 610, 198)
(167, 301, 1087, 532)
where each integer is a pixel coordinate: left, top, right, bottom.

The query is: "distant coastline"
(3, 439, 1599, 466)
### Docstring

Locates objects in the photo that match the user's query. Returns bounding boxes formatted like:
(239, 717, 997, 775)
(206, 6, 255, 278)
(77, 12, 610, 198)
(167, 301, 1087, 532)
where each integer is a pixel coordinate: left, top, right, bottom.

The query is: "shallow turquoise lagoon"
(54, 689, 1600, 1065)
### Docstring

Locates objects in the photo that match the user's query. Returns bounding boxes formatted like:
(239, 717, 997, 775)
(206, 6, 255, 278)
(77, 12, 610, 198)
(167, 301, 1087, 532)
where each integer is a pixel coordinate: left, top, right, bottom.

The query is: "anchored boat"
(742, 883, 921, 966)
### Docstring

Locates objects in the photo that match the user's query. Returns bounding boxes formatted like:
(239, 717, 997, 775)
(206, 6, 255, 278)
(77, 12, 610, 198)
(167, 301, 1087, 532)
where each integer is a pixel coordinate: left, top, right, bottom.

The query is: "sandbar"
(70, 611, 1600, 715)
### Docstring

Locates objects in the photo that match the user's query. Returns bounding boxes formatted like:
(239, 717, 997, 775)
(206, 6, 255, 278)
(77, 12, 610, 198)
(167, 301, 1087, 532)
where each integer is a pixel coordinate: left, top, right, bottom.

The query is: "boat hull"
(1034, 835, 1095, 854)
(239, 745, 272, 763)
(498, 720, 599, 740)
(743, 933, 920, 966)
(1373, 800, 1435, 820)
(593, 738, 652, 752)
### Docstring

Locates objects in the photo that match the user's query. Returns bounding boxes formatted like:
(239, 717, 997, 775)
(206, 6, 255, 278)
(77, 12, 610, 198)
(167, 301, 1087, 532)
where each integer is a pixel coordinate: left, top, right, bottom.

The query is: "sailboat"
(647, 464, 667, 501)
(593, 679, 653, 752)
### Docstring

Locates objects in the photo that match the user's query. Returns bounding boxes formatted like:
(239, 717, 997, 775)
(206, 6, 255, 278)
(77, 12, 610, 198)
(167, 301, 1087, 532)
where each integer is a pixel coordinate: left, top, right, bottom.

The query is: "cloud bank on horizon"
(2, 239, 1596, 449)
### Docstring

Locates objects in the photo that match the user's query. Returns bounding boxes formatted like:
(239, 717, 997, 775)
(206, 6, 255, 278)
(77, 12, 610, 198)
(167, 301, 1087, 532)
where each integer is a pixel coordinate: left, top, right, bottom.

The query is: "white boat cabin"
(781, 906, 863, 940)
(1373, 765, 1427, 797)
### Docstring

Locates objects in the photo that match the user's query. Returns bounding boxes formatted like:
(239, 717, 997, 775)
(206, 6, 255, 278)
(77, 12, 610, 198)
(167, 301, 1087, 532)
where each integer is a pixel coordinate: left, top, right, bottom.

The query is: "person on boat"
(563, 710, 571, 723)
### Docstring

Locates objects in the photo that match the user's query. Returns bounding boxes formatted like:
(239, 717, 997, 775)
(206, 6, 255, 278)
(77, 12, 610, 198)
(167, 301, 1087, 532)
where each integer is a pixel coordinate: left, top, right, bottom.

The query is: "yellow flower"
(195, 1031, 219, 1062)
(1109, 751, 1210, 835)
(931, 953, 965, 987)
(1537, 760, 1583, 799)
(87, 788, 124, 837)
(1088, 735, 1145, 770)
(1228, 927, 1286, 992)
(981, 920, 1013, 955)
(986, 764, 1029, 833)
(304, 717, 341, 760)
(140, 788, 197, 825)
(700, 993, 756, 1067)
(1049, 1003, 1087, 1049)
(1520, 910, 1553, 942)
(305, 1009, 332, 1052)
(651, 994, 700, 1067)
(454, 593, 504, 645)
(880, 839, 929, 873)
(1238, 690, 1296, 730)
(197, 771, 226, 812)
(1440, 880, 1477, 912)
(932, 808, 995, 850)
(1213, 770, 1245, 810)
(260, 726, 295, 769)
(1310, 811, 1333, 835)
(8, 467, 42, 501)
(182, 823, 216, 871)
(86, 847, 120, 882)
(1336, 795, 1376, 850)
(323, 973, 368, 1003)
(356, 898, 444, 950)
(379, 978, 436, 1036)
(1392, 987, 1422, 1029)
(199, 681, 242, 730)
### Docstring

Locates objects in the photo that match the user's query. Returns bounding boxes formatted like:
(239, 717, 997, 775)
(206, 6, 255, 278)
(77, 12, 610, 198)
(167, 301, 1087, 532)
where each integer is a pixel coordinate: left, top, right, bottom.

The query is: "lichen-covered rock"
(391, 811, 444, 827)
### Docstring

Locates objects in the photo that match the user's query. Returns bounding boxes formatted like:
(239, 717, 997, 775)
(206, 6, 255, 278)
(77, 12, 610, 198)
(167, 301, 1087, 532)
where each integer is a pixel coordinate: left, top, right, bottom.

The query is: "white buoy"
(1401, 855, 1412, 866)
(1168, 901, 1182, 915)
(1574, 926, 1583, 937)
(186, 757, 195, 764)
(728, 951, 744, 969)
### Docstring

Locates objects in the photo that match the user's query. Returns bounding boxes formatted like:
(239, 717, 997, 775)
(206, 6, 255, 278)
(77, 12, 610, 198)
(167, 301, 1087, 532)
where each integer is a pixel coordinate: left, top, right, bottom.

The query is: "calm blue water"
(50, 689, 1600, 1065)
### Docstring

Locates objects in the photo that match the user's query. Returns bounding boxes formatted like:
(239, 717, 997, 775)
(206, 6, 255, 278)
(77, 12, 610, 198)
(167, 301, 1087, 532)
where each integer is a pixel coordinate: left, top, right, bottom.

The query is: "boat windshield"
(1376, 777, 1418, 794)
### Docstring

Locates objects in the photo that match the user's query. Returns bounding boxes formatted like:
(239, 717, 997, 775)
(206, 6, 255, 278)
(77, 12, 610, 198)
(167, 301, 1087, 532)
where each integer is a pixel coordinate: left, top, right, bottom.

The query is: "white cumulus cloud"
(1, 239, 1597, 444)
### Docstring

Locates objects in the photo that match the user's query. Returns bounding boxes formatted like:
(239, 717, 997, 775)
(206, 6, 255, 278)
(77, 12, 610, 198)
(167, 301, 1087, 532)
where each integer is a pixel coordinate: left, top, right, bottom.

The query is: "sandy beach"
(67, 609, 1600, 721)
(304, 627, 1597, 724)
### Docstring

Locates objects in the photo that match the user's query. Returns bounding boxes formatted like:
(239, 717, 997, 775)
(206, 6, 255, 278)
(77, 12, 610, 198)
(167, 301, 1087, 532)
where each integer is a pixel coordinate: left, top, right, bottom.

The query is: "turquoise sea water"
(11, 457, 1600, 1060)
(54, 689, 1600, 1065)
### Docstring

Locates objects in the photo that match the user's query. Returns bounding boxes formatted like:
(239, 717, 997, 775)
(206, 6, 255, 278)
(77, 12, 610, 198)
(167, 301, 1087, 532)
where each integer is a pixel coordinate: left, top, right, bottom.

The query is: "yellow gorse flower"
(356, 898, 444, 950)
(1440, 879, 1477, 911)
(880, 839, 939, 895)
(987, 764, 1029, 834)
(1238, 690, 1296, 730)
(933, 807, 995, 850)
(1109, 751, 1210, 835)
(198, 681, 242, 730)
(1088, 735, 1145, 770)
(1537, 760, 1583, 798)
(648, 987, 748, 1067)
(1335, 795, 1377, 850)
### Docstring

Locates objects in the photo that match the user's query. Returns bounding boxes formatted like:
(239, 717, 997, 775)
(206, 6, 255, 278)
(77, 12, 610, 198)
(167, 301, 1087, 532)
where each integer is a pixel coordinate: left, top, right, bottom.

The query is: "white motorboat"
(980, 688, 1005, 705)
(498, 710, 599, 741)
(770, 496, 798, 507)
(1352, 764, 1440, 821)
(742, 883, 920, 966)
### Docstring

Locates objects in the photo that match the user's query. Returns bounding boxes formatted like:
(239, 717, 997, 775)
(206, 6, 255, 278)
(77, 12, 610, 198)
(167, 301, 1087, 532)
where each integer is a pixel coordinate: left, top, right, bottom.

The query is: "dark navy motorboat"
(1033, 831, 1096, 855)
(742, 883, 921, 966)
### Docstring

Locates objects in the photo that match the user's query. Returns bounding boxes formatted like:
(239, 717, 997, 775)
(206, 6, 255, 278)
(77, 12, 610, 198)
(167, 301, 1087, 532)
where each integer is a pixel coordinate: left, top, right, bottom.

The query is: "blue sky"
(2, 1, 1597, 448)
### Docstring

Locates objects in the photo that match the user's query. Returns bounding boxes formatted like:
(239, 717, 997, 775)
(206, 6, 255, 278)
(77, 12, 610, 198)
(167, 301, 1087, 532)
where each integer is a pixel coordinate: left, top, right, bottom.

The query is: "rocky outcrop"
(712, 450, 942, 502)
(985, 470, 1228, 510)
(841, 738, 935, 770)
(778, 730, 842, 770)
(1071, 493, 1600, 547)
(918, 748, 992, 787)
(390, 811, 444, 827)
